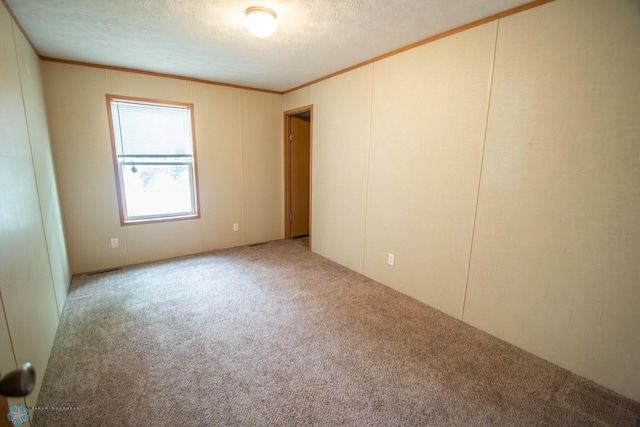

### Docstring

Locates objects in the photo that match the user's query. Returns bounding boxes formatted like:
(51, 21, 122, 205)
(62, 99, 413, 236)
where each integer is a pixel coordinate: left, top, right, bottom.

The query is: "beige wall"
(365, 22, 496, 318)
(311, 66, 373, 272)
(0, 1, 70, 413)
(463, 0, 640, 402)
(241, 91, 285, 245)
(284, 0, 640, 402)
(287, 22, 496, 319)
(42, 63, 284, 273)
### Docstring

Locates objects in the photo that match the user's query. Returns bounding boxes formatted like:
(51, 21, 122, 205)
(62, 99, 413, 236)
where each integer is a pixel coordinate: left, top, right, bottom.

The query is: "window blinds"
(111, 101, 193, 156)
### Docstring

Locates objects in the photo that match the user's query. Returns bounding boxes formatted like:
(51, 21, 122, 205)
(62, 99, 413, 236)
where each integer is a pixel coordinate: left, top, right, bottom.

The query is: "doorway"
(284, 106, 313, 247)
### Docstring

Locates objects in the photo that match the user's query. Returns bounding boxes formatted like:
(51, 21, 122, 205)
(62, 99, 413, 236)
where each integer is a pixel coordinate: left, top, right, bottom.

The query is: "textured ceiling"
(6, 0, 534, 92)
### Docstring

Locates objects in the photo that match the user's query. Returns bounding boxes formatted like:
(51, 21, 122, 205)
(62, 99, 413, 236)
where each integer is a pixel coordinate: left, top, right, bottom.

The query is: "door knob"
(0, 363, 36, 397)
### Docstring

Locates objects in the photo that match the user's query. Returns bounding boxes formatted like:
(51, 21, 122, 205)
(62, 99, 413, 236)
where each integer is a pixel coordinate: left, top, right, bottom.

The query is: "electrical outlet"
(388, 253, 395, 266)
(111, 238, 119, 248)
(233, 223, 239, 232)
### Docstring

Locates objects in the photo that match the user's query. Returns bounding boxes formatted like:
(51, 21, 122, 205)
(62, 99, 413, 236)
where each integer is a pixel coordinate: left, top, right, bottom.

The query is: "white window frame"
(106, 95, 200, 225)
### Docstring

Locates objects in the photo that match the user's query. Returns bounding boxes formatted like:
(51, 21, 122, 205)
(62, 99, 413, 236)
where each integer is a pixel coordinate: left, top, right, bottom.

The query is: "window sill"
(121, 213, 200, 226)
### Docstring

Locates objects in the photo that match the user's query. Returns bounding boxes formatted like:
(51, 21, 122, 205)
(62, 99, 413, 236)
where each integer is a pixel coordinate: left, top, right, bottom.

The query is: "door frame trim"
(284, 105, 313, 248)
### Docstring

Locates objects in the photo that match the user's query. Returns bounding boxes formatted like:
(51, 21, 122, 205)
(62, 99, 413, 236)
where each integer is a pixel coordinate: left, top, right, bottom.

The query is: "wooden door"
(290, 116, 310, 238)
(0, 396, 12, 427)
(0, 397, 11, 427)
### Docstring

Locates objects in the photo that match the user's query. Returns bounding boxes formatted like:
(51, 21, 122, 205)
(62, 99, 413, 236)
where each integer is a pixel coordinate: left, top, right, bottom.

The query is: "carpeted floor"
(34, 239, 640, 426)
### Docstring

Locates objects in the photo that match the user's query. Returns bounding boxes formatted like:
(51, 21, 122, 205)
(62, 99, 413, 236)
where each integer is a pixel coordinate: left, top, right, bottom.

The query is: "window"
(107, 96, 199, 224)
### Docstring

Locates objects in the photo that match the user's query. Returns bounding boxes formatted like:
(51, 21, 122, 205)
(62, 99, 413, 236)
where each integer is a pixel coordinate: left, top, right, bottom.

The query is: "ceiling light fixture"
(245, 6, 277, 38)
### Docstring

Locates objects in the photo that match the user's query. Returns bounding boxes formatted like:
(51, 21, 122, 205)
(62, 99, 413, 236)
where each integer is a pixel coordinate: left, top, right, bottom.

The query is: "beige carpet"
(34, 239, 640, 426)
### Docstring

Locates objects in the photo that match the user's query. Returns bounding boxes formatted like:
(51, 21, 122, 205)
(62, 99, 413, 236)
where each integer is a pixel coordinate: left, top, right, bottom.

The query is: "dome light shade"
(245, 7, 277, 38)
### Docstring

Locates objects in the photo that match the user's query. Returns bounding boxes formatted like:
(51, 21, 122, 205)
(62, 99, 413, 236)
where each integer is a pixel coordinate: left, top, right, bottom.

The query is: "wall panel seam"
(39, 62, 72, 291)
(460, 19, 500, 322)
(360, 66, 375, 275)
(11, 21, 62, 318)
(239, 96, 247, 245)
